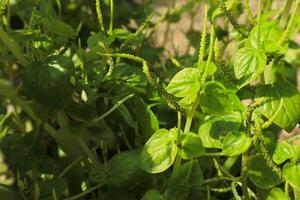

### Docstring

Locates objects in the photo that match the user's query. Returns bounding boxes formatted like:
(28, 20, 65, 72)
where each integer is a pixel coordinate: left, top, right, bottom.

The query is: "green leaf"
(245, 21, 283, 53)
(112, 28, 134, 39)
(248, 156, 281, 189)
(179, 132, 205, 159)
(87, 32, 114, 48)
(196, 61, 217, 76)
(46, 19, 75, 37)
(200, 81, 234, 114)
(141, 190, 165, 200)
(141, 128, 178, 173)
(130, 97, 159, 139)
(283, 163, 300, 190)
(22, 55, 73, 108)
(107, 151, 141, 187)
(255, 81, 300, 132)
(266, 188, 288, 200)
(234, 47, 266, 87)
(198, 112, 242, 149)
(272, 141, 295, 164)
(166, 68, 199, 107)
(222, 131, 251, 156)
(165, 160, 203, 200)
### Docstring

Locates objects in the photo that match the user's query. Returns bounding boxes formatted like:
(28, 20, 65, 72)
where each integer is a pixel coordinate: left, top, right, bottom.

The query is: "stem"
(109, 0, 114, 33)
(63, 182, 106, 200)
(244, 0, 255, 25)
(0, 26, 29, 66)
(95, 0, 105, 32)
(279, 0, 299, 45)
(241, 151, 250, 200)
(90, 93, 135, 124)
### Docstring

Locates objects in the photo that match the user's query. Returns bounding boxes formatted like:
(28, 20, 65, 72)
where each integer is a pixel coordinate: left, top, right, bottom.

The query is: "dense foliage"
(0, 0, 300, 199)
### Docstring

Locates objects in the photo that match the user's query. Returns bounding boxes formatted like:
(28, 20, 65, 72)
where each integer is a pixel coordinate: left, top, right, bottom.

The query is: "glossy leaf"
(234, 47, 266, 86)
(272, 141, 295, 164)
(198, 112, 242, 149)
(179, 132, 205, 159)
(255, 81, 300, 132)
(166, 67, 199, 100)
(222, 131, 251, 156)
(165, 160, 203, 200)
(266, 188, 288, 200)
(283, 163, 300, 190)
(200, 81, 234, 114)
(248, 156, 281, 189)
(141, 129, 178, 173)
(245, 21, 282, 53)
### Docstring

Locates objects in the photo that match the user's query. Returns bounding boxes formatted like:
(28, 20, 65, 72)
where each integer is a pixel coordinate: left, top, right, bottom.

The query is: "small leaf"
(234, 47, 266, 87)
(283, 163, 300, 190)
(196, 61, 217, 76)
(266, 188, 288, 200)
(255, 81, 300, 132)
(248, 156, 281, 189)
(141, 129, 178, 173)
(141, 190, 165, 200)
(165, 160, 203, 200)
(179, 132, 205, 159)
(222, 131, 251, 156)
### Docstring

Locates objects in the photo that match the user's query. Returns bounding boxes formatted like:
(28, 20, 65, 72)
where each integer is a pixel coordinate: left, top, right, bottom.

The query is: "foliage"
(0, 0, 300, 199)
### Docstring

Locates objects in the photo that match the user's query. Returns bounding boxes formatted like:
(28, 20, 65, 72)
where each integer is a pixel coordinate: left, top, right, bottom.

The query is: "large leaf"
(248, 156, 281, 189)
(178, 132, 205, 159)
(283, 163, 300, 190)
(141, 128, 178, 173)
(234, 47, 266, 86)
(106, 151, 141, 187)
(165, 160, 203, 200)
(198, 112, 242, 149)
(22, 55, 73, 108)
(166, 68, 199, 107)
(255, 81, 300, 132)
(222, 131, 251, 156)
(245, 21, 283, 53)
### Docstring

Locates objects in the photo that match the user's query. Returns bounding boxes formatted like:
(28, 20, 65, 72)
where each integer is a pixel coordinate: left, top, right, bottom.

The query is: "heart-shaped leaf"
(255, 81, 300, 132)
(248, 156, 281, 189)
(283, 163, 300, 190)
(141, 128, 178, 173)
(234, 47, 266, 87)
(222, 131, 251, 156)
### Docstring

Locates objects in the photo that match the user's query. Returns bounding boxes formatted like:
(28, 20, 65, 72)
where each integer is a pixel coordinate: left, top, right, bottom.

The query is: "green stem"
(90, 93, 135, 124)
(95, 0, 105, 32)
(0, 26, 28, 66)
(241, 151, 250, 200)
(279, 0, 299, 45)
(63, 182, 106, 200)
(109, 0, 114, 34)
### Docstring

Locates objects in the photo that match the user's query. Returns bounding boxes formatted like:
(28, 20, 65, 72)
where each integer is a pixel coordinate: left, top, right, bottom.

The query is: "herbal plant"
(0, 0, 300, 199)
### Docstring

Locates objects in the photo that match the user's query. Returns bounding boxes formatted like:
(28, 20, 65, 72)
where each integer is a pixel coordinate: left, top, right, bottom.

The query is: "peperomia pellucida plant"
(0, 0, 300, 199)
